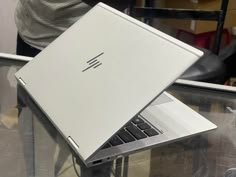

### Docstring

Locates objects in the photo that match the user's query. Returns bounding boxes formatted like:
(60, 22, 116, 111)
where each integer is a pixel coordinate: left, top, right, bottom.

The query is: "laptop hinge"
(67, 136, 80, 151)
(18, 77, 26, 86)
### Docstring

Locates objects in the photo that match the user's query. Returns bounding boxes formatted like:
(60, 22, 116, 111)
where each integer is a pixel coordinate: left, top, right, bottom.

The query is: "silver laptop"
(15, 3, 216, 167)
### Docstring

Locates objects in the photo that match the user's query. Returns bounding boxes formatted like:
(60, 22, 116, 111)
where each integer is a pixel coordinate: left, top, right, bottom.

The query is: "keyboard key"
(118, 131, 135, 143)
(119, 128, 126, 133)
(102, 143, 112, 149)
(137, 123, 151, 130)
(144, 128, 159, 137)
(126, 125, 147, 140)
(132, 117, 144, 124)
(125, 122, 133, 127)
(110, 136, 123, 146)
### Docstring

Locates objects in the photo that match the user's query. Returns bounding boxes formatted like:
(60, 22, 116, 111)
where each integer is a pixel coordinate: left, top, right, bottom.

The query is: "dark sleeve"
(82, 0, 133, 11)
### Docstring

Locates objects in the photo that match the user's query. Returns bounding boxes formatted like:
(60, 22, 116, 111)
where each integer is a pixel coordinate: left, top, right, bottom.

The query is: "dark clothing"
(16, 34, 41, 57)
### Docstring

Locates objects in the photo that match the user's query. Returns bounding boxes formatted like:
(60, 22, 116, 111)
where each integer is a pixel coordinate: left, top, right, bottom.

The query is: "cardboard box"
(165, 0, 236, 10)
(162, 9, 236, 34)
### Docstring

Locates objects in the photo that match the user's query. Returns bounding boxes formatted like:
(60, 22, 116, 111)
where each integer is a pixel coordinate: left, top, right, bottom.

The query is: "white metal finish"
(15, 3, 203, 161)
(87, 92, 216, 166)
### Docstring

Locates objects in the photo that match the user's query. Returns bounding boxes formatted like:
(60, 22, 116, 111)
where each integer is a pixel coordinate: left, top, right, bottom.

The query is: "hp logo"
(82, 52, 104, 72)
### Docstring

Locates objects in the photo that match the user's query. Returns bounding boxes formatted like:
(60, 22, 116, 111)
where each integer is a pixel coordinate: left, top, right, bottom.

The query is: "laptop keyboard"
(102, 115, 161, 149)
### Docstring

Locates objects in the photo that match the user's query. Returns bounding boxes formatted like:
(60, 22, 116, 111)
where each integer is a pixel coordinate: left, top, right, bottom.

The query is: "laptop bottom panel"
(86, 92, 216, 166)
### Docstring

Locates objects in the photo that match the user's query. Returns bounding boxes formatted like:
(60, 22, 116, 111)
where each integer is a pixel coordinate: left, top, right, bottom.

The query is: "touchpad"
(150, 92, 173, 106)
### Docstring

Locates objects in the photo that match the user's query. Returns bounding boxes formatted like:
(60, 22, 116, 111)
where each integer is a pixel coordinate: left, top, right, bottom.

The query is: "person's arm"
(83, 0, 133, 11)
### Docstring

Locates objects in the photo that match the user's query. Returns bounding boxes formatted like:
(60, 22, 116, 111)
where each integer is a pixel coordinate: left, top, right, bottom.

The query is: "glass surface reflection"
(1, 56, 236, 177)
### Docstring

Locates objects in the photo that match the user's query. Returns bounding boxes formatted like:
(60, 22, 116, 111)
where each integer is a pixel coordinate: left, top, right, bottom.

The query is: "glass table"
(1, 53, 236, 177)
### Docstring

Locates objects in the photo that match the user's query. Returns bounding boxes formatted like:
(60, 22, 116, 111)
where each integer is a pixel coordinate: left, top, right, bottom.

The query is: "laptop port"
(92, 159, 103, 165)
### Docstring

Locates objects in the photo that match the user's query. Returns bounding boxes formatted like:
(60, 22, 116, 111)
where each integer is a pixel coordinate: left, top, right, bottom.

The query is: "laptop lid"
(15, 3, 203, 162)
